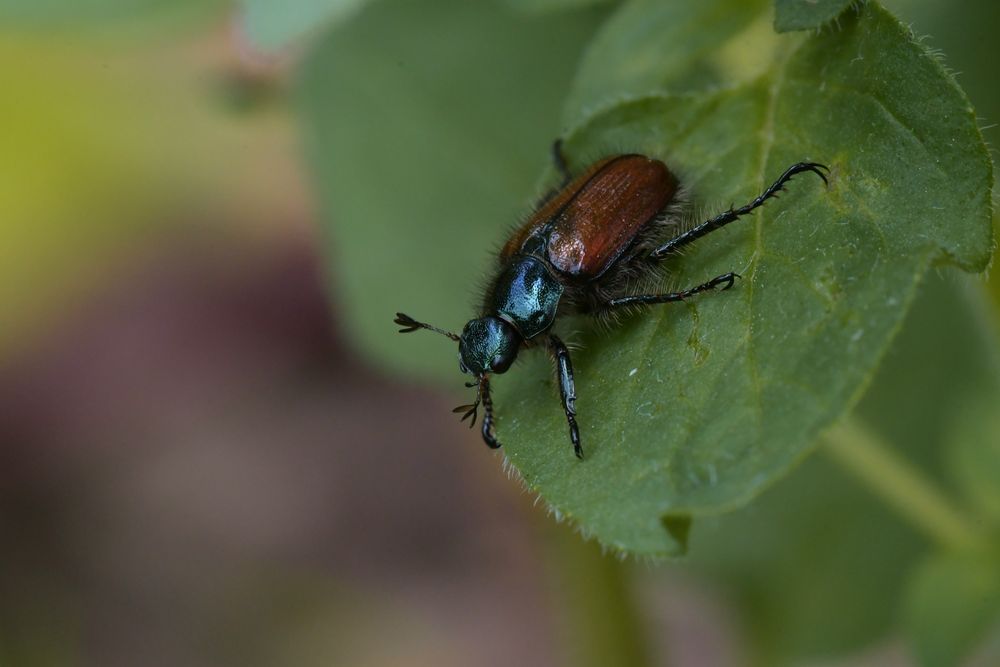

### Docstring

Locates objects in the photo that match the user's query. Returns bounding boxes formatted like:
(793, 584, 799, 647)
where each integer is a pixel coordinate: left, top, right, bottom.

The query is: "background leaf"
(946, 383, 1000, 526)
(902, 553, 1000, 667)
(774, 0, 856, 32)
(241, 0, 368, 51)
(501, 0, 617, 15)
(563, 0, 777, 124)
(0, 0, 223, 31)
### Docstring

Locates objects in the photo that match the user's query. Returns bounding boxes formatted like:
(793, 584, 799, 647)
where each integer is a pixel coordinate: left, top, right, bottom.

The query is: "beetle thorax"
(490, 255, 564, 340)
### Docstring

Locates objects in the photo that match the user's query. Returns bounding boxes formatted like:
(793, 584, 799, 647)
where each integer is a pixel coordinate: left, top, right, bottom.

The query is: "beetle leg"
(394, 312, 460, 342)
(604, 272, 740, 308)
(479, 376, 501, 449)
(551, 139, 572, 187)
(534, 140, 574, 208)
(651, 162, 829, 259)
(549, 334, 582, 459)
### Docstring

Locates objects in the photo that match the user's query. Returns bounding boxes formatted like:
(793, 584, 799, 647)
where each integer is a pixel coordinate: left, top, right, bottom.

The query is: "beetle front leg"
(604, 272, 740, 308)
(549, 334, 582, 459)
(479, 375, 500, 449)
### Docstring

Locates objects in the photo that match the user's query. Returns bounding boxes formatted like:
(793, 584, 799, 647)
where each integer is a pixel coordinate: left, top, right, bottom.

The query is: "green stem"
(541, 520, 654, 667)
(822, 415, 983, 552)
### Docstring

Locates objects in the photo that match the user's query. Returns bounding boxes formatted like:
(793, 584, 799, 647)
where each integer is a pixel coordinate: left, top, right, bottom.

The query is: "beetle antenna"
(452, 397, 480, 428)
(394, 312, 460, 342)
(479, 375, 500, 449)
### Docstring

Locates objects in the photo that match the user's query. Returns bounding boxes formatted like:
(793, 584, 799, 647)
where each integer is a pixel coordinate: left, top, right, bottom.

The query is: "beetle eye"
(491, 349, 515, 374)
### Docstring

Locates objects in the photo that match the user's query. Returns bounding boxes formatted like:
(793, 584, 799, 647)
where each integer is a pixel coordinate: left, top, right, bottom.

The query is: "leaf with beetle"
(300, 0, 993, 555)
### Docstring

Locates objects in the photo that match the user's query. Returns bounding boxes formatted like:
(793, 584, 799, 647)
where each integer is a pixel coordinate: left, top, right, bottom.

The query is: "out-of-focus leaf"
(564, 0, 775, 123)
(774, 0, 855, 32)
(947, 386, 1000, 527)
(0, 0, 223, 30)
(0, 34, 303, 357)
(502, 0, 616, 14)
(688, 448, 925, 663)
(903, 553, 1000, 667)
(240, 0, 367, 51)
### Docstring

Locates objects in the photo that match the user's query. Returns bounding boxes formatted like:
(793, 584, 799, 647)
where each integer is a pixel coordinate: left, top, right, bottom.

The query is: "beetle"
(395, 141, 827, 458)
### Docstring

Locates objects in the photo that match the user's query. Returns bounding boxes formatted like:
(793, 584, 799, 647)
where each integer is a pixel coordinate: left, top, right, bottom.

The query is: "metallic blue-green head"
(458, 316, 519, 376)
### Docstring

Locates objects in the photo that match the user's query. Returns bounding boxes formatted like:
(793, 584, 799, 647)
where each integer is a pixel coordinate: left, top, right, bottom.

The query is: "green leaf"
(564, 0, 777, 123)
(299, 0, 993, 555)
(498, 1, 993, 555)
(774, 0, 856, 32)
(903, 553, 1000, 667)
(241, 0, 367, 51)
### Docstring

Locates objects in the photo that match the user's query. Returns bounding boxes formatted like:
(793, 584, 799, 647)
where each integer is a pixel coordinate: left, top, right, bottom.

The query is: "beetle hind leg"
(651, 162, 828, 259)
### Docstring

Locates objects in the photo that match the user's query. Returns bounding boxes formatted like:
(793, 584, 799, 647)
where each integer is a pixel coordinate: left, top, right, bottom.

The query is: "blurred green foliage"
(903, 552, 1000, 667)
(242, 0, 367, 50)
(948, 398, 1000, 525)
(0, 17, 300, 357)
(564, 0, 776, 121)
(0, 0, 225, 33)
(774, 0, 856, 31)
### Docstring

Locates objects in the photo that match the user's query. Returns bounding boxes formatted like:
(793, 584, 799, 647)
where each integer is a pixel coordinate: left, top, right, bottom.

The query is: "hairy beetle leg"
(479, 376, 501, 449)
(605, 272, 741, 309)
(535, 139, 574, 209)
(551, 138, 572, 187)
(651, 162, 829, 259)
(549, 334, 582, 459)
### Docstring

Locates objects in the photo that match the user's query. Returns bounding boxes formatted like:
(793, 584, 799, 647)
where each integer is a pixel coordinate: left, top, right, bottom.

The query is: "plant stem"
(542, 520, 654, 667)
(822, 415, 983, 552)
